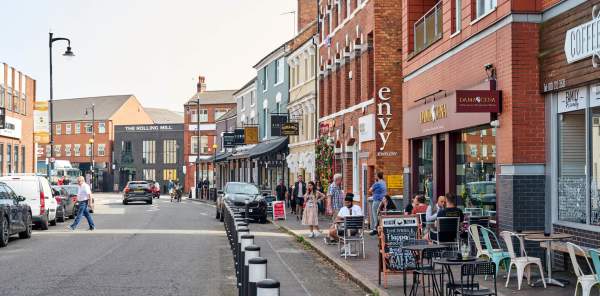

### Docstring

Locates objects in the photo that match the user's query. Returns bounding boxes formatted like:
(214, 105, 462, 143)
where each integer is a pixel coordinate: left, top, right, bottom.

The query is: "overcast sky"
(0, 0, 296, 111)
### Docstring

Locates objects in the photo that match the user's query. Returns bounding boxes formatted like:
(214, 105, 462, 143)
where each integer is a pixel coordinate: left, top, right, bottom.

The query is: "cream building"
(286, 38, 317, 182)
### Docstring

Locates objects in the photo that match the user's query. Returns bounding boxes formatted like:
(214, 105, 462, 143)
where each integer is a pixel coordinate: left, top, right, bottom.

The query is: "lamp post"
(212, 143, 218, 189)
(48, 32, 74, 178)
(85, 104, 95, 189)
(195, 98, 200, 199)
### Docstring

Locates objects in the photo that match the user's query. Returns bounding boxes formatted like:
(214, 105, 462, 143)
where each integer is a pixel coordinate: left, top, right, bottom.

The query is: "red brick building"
(317, 0, 404, 207)
(401, 0, 548, 231)
(183, 76, 235, 193)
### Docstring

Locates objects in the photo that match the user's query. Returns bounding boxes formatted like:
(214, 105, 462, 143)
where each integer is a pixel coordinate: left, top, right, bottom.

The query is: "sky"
(0, 0, 296, 111)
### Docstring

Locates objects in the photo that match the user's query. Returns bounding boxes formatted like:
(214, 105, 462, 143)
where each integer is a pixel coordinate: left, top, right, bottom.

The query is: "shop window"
(558, 110, 586, 224)
(456, 126, 496, 211)
(591, 108, 600, 225)
(0, 143, 4, 176)
(416, 138, 433, 199)
(21, 146, 24, 173)
(7, 145, 11, 174)
(143, 169, 156, 181)
(163, 169, 177, 181)
(13, 145, 18, 174)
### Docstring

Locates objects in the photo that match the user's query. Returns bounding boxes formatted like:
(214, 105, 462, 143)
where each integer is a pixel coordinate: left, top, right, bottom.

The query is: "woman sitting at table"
(411, 194, 428, 215)
(377, 195, 397, 214)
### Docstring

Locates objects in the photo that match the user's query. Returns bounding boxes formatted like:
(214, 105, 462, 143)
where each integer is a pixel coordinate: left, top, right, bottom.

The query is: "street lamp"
(85, 104, 95, 189)
(212, 143, 218, 190)
(195, 98, 200, 199)
(48, 32, 74, 178)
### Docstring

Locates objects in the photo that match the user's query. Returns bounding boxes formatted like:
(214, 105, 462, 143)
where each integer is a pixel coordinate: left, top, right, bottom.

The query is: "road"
(0, 193, 367, 296)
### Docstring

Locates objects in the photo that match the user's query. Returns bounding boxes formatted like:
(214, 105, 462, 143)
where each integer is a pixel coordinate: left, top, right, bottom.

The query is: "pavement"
(269, 206, 582, 296)
(0, 193, 368, 296)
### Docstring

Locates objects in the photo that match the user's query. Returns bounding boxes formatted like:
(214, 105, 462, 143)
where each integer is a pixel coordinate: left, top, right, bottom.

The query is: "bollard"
(238, 235, 254, 295)
(248, 257, 267, 296)
(244, 200, 250, 221)
(234, 227, 249, 278)
(256, 279, 280, 296)
(243, 245, 260, 296)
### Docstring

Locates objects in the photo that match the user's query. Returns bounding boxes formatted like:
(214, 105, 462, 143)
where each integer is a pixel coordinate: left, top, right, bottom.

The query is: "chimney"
(197, 75, 206, 93)
(297, 0, 317, 33)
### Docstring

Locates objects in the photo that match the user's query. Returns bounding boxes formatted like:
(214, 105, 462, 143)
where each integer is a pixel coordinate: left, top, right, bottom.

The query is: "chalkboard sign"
(381, 216, 419, 271)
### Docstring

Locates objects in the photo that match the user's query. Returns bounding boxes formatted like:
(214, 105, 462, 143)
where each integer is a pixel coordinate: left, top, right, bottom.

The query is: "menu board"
(272, 201, 286, 220)
(381, 216, 418, 271)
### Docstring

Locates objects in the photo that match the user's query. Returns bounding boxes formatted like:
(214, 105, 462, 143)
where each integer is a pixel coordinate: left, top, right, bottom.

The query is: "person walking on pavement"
(292, 175, 306, 220)
(327, 174, 344, 218)
(202, 178, 209, 199)
(368, 171, 387, 235)
(288, 184, 296, 214)
(302, 181, 325, 238)
(68, 176, 95, 231)
(275, 179, 287, 202)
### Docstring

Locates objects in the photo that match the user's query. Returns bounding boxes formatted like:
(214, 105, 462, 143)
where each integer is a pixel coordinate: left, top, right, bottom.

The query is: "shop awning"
(214, 151, 232, 163)
(248, 136, 288, 159)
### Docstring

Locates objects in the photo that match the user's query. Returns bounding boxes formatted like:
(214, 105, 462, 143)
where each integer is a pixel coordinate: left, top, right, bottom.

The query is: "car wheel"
(40, 213, 49, 230)
(50, 212, 57, 226)
(147, 199, 153, 205)
(0, 216, 9, 247)
(19, 213, 32, 239)
(259, 215, 267, 224)
(58, 207, 66, 223)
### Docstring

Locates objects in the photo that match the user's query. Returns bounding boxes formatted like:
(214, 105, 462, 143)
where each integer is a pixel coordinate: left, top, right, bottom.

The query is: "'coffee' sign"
(456, 90, 501, 113)
(564, 6, 600, 67)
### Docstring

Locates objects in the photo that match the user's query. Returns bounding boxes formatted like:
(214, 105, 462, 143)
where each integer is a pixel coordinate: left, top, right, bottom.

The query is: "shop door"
(436, 139, 446, 198)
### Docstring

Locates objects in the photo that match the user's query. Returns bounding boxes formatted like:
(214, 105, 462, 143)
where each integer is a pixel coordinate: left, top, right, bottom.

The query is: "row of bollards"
(222, 201, 280, 296)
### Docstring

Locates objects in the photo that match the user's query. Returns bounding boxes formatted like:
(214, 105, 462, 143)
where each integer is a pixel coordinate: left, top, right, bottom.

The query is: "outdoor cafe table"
(433, 257, 488, 296)
(402, 244, 448, 296)
(525, 232, 573, 287)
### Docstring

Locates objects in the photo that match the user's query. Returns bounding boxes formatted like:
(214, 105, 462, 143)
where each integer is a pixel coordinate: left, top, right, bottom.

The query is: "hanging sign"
(456, 90, 501, 113)
(281, 122, 299, 136)
(223, 132, 235, 148)
(272, 201, 286, 220)
(244, 126, 259, 144)
(34, 101, 50, 144)
(233, 128, 245, 145)
(564, 7, 600, 66)
(270, 114, 288, 137)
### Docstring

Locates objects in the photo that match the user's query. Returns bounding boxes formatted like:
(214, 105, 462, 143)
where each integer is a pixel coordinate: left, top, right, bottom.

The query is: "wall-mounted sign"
(33, 101, 49, 144)
(419, 104, 448, 124)
(223, 132, 235, 148)
(558, 86, 588, 113)
(376, 87, 393, 151)
(188, 123, 216, 131)
(0, 117, 22, 139)
(281, 122, 299, 136)
(233, 128, 245, 145)
(123, 125, 175, 131)
(387, 175, 403, 189)
(358, 114, 375, 142)
(456, 90, 501, 113)
(564, 7, 600, 66)
(319, 120, 334, 134)
(244, 126, 259, 144)
(270, 114, 288, 137)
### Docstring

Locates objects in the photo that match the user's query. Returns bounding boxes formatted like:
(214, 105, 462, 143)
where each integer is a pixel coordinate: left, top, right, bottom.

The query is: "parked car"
(146, 180, 161, 199)
(0, 175, 58, 230)
(123, 181, 153, 205)
(0, 182, 32, 247)
(216, 182, 267, 223)
(52, 185, 77, 220)
(465, 181, 496, 210)
(56, 184, 96, 215)
(51, 187, 67, 223)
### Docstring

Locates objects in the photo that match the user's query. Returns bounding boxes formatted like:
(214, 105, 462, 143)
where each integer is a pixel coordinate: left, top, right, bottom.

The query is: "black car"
(216, 182, 267, 223)
(52, 185, 79, 220)
(0, 182, 33, 247)
(123, 181, 153, 205)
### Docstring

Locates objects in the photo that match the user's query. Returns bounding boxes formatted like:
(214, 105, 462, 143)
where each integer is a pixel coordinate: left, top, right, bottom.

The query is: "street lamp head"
(212, 144, 218, 149)
(63, 46, 75, 57)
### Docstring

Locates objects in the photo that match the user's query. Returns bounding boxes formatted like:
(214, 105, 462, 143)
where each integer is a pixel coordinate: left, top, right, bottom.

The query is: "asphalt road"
(0, 193, 368, 296)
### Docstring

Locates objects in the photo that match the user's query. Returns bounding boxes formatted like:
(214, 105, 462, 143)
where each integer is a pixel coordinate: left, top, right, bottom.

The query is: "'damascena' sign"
(565, 5, 600, 67)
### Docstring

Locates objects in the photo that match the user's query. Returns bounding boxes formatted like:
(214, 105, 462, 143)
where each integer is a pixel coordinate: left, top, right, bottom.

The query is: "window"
(85, 123, 93, 134)
(65, 124, 72, 134)
(163, 140, 177, 164)
(240, 96, 245, 110)
(98, 122, 106, 133)
(13, 145, 18, 174)
(491, 145, 496, 157)
(54, 145, 61, 157)
(262, 68, 268, 91)
(191, 109, 208, 123)
(86, 144, 92, 157)
(263, 108, 267, 139)
(337, 0, 342, 25)
(347, 0, 352, 18)
(475, 0, 497, 19)
(275, 58, 284, 85)
(75, 123, 81, 134)
(143, 169, 156, 181)
(65, 144, 71, 157)
(6, 145, 11, 174)
(416, 138, 433, 199)
(55, 124, 61, 135)
(200, 136, 208, 153)
(453, 0, 462, 33)
(469, 144, 478, 157)
(74, 144, 81, 156)
(21, 147, 25, 173)
(215, 109, 228, 121)
(304, 57, 309, 82)
(142, 140, 156, 164)
(46, 145, 51, 158)
(482, 144, 488, 157)
(163, 169, 177, 181)
(191, 136, 199, 155)
(558, 110, 586, 223)
(121, 141, 133, 164)
(481, 129, 487, 136)
(250, 91, 255, 106)
(413, 1, 443, 53)
(0, 143, 4, 176)
(98, 144, 105, 156)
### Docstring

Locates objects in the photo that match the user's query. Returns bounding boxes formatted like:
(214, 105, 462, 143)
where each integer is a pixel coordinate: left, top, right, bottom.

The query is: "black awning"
(248, 136, 288, 158)
(214, 152, 232, 163)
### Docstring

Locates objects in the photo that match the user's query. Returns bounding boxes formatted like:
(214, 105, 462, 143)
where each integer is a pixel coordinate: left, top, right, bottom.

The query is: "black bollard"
(238, 235, 254, 296)
(256, 279, 280, 296)
(248, 257, 267, 296)
(234, 227, 249, 280)
(243, 245, 260, 296)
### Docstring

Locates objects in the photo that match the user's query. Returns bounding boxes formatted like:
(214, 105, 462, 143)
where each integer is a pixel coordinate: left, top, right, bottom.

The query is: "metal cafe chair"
(459, 261, 498, 296)
(338, 215, 365, 259)
(431, 217, 460, 250)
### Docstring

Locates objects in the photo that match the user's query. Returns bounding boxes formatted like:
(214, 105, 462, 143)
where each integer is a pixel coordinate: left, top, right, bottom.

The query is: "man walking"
(368, 171, 387, 235)
(275, 179, 287, 202)
(327, 174, 344, 217)
(68, 176, 95, 231)
(292, 175, 306, 220)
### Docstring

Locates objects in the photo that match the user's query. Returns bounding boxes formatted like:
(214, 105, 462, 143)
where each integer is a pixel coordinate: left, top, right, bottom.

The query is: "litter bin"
(209, 188, 217, 201)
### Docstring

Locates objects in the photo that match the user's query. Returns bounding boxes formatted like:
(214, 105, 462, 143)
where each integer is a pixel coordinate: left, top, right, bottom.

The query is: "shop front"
(404, 82, 499, 213)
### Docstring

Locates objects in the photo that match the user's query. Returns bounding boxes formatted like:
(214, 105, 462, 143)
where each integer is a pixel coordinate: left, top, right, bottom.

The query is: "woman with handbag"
(302, 181, 325, 238)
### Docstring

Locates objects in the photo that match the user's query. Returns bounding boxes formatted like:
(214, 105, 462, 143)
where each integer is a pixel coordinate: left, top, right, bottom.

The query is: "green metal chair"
(480, 227, 510, 277)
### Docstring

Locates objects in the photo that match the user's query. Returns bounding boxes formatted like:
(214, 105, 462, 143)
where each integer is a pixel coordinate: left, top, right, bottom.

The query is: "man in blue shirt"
(368, 171, 387, 235)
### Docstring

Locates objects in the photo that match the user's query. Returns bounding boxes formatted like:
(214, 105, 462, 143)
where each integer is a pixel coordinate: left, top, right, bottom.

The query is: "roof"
(248, 136, 288, 158)
(52, 95, 134, 122)
(232, 77, 257, 96)
(253, 44, 286, 69)
(216, 108, 237, 123)
(144, 107, 184, 124)
(186, 90, 236, 105)
(214, 151, 232, 162)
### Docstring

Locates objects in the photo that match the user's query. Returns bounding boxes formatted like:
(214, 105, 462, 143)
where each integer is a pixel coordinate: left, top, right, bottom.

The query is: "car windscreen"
(62, 186, 79, 196)
(225, 183, 259, 195)
(2, 180, 39, 198)
(128, 182, 150, 189)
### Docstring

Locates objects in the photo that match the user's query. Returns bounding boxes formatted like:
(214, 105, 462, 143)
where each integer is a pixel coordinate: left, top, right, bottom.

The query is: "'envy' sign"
(377, 87, 392, 151)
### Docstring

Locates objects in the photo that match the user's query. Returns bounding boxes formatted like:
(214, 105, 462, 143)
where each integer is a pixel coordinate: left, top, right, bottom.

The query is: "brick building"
(0, 62, 36, 175)
(183, 76, 235, 193)
(40, 95, 153, 191)
(316, 0, 403, 208)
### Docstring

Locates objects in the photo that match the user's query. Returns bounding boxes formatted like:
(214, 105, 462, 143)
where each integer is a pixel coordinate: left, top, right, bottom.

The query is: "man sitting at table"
(431, 193, 464, 242)
(327, 193, 363, 242)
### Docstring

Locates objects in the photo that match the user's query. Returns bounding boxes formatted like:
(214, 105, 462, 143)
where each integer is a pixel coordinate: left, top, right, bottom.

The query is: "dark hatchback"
(123, 181, 153, 205)
(0, 182, 32, 247)
(216, 182, 267, 223)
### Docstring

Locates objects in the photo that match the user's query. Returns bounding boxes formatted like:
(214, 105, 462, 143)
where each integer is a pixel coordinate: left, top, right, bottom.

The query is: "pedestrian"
(288, 184, 296, 213)
(203, 178, 209, 199)
(168, 179, 174, 196)
(275, 179, 287, 202)
(57, 176, 65, 186)
(368, 171, 387, 235)
(302, 181, 325, 238)
(327, 174, 344, 218)
(67, 176, 95, 231)
(292, 175, 306, 220)
(315, 180, 325, 214)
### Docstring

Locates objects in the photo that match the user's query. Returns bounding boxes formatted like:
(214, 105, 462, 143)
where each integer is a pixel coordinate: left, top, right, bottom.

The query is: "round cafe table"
(401, 244, 448, 296)
(525, 232, 573, 287)
(433, 257, 488, 296)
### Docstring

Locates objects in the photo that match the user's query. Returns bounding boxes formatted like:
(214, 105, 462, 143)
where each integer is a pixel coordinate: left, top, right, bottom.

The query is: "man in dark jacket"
(292, 175, 307, 220)
(275, 179, 287, 202)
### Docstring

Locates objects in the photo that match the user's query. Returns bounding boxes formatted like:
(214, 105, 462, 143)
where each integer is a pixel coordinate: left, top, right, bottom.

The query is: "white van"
(0, 175, 58, 230)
